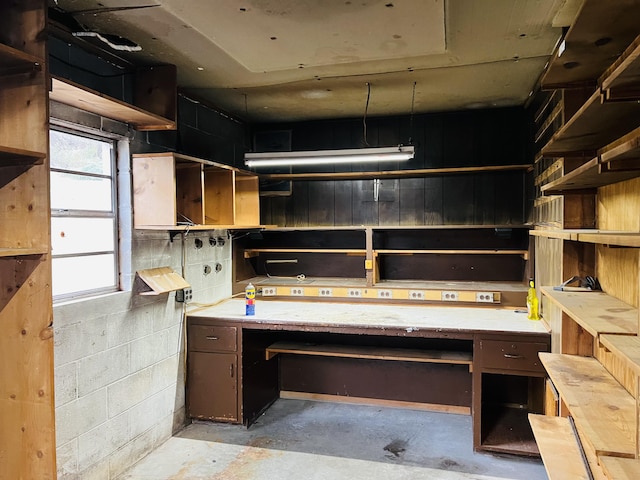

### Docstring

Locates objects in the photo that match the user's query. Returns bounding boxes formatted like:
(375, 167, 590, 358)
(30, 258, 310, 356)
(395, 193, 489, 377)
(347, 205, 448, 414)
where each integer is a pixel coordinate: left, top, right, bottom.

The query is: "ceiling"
(49, 0, 584, 122)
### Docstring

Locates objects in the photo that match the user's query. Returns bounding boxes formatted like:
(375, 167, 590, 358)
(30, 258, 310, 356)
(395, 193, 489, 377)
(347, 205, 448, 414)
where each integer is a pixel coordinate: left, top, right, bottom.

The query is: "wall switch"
(176, 288, 193, 303)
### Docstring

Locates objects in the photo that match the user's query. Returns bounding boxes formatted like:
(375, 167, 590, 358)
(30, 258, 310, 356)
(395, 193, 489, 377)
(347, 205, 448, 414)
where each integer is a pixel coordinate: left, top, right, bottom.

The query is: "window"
(50, 129, 118, 299)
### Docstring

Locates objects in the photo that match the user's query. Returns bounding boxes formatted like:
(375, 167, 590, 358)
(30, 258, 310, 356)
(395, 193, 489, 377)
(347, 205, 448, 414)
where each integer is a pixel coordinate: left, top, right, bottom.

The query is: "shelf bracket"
(169, 230, 182, 243)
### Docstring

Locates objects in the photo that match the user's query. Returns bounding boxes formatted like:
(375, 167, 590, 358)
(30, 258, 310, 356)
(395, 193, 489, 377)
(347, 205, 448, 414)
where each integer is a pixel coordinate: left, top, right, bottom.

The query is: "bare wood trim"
(376, 249, 528, 256)
(529, 230, 576, 240)
(136, 267, 190, 295)
(600, 34, 640, 92)
(0, 248, 47, 257)
(280, 390, 471, 415)
(599, 456, 640, 480)
(600, 126, 640, 164)
(0, 145, 45, 164)
(244, 248, 367, 257)
(259, 164, 533, 182)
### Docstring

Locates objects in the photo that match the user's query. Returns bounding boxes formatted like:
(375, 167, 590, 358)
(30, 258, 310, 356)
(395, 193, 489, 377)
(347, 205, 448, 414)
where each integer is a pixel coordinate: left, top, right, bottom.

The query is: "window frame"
(49, 125, 120, 301)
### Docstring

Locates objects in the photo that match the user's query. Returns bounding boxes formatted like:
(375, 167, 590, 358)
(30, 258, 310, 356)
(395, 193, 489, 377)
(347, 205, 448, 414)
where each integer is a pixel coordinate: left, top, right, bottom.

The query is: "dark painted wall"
(253, 108, 530, 227)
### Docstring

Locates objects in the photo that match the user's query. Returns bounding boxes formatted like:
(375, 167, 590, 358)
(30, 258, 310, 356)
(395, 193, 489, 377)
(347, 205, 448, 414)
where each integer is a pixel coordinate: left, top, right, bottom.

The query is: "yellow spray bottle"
(526, 278, 540, 320)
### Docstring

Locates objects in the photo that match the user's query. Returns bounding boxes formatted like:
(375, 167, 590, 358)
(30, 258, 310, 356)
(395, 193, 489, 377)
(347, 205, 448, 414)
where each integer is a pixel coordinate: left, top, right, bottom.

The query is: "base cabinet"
(187, 351, 238, 422)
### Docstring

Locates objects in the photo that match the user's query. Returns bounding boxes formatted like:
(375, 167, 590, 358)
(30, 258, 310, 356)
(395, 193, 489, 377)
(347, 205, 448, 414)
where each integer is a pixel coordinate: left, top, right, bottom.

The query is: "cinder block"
(77, 344, 130, 397)
(55, 362, 78, 408)
(130, 331, 169, 372)
(128, 386, 176, 439)
(107, 354, 179, 418)
(77, 411, 130, 472)
(56, 439, 78, 479)
(55, 389, 107, 446)
(54, 316, 109, 367)
(107, 308, 154, 348)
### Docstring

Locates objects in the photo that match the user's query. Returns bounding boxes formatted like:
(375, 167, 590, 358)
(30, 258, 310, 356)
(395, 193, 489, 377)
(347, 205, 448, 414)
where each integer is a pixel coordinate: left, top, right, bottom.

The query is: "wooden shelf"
(0, 42, 42, 76)
(244, 248, 366, 258)
(50, 77, 176, 131)
(0, 247, 47, 257)
(540, 0, 640, 90)
(376, 249, 528, 256)
(0, 145, 46, 165)
(531, 229, 640, 247)
(265, 341, 473, 366)
(600, 456, 640, 480)
(136, 267, 190, 295)
(528, 414, 590, 480)
(599, 335, 640, 376)
(600, 125, 640, 165)
(479, 406, 540, 456)
(541, 286, 637, 337)
(529, 229, 577, 240)
(541, 157, 640, 194)
(600, 34, 640, 101)
(541, 89, 640, 158)
(539, 353, 636, 458)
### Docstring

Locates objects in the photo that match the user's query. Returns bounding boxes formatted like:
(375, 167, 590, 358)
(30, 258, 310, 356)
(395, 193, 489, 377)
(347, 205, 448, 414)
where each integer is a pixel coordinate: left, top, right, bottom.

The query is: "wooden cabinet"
(473, 334, 549, 456)
(132, 152, 262, 230)
(531, 1, 640, 477)
(186, 324, 239, 422)
(0, 1, 56, 478)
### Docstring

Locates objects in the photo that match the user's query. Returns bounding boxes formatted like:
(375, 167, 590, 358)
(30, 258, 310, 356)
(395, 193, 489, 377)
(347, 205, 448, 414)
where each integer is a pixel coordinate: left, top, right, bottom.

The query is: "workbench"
(187, 299, 550, 456)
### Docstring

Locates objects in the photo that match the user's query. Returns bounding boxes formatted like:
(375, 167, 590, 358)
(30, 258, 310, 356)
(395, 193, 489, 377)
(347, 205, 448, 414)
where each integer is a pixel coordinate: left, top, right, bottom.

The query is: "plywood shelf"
(50, 76, 176, 131)
(599, 456, 640, 480)
(0, 42, 42, 76)
(531, 230, 640, 247)
(599, 335, 640, 376)
(136, 267, 190, 295)
(0, 145, 46, 165)
(541, 286, 637, 337)
(540, 0, 640, 90)
(528, 414, 590, 480)
(541, 89, 640, 158)
(245, 248, 366, 258)
(539, 353, 637, 458)
(600, 34, 640, 101)
(375, 249, 528, 256)
(0, 247, 47, 257)
(541, 157, 640, 194)
(529, 229, 576, 240)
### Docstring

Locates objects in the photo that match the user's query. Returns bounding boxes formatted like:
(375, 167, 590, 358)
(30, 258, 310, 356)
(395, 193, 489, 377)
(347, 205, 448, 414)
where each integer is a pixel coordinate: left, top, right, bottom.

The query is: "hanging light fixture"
(244, 145, 415, 168)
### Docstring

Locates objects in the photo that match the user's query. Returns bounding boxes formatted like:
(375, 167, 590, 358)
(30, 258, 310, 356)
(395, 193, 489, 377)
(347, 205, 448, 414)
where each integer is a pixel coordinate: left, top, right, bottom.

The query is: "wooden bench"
(265, 341, 473, 372)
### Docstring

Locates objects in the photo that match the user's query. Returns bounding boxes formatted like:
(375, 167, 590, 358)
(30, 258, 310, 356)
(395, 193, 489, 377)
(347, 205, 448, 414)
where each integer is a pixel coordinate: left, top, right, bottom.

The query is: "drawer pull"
(206, 336, 219, 340)
(230, 364, 234, 378)
(504, 353, 524, 359)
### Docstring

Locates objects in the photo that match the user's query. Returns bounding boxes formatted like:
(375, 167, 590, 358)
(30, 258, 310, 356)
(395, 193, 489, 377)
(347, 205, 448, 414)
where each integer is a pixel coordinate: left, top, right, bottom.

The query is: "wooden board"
(600, 34, 640, 101)
(0, 144, 45, 165)
(600, 126, 640, 165)
(136, 267, 190, 295)
(599, 456, 640, 480)
(0, 42, 42, 75)
(541, 157, 640, 195)
(132, 154, 177, 227)
(540, 353, 636, 458)
(541, 286, 637, 336)
(203, 167, 234, 225)
(50, 76, 176, 131)
(266, 341, 473, 366)
(528, 414, 590, 480)
(600, 335, 640, 376)
(234, 174, 260, 226)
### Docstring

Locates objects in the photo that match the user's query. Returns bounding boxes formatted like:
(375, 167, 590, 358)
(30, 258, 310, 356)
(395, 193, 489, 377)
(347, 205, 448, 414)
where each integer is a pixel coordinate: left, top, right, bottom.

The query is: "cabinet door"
(187, 351, 238, 422)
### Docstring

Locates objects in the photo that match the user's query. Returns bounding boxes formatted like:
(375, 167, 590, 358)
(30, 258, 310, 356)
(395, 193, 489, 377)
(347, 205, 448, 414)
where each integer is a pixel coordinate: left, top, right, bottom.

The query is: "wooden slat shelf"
(541, 157, 640, 194)
(599, 335, 640, 376)
(540, 353, 637, 458)
(375, 249, 528, 256)
(265, 341, 473, 367)
(0, 42, 42, 75)
(528, 414, 590, 480)
(600, 34, 640, 101)
(600, 456, 640, 480)
(136, 267, 190, 295)
(600, 126, 640, 165)
(244, 248, 366, 258)
(541, 286, 637, 337)
(136, 224, 266, 231)
(541, 89, 640, 157)
(540, 0, 640, 90)
(0, 247, 47, 257)
(531, 229, 640, 247)
(529, 229, 576, 240)
(0, 145, 46, 165)
(50, 76, 176, 131)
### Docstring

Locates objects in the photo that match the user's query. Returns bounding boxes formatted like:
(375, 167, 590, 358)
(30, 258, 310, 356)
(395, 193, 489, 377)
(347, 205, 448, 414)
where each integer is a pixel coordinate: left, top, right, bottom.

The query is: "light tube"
(244, 146, 414, 168)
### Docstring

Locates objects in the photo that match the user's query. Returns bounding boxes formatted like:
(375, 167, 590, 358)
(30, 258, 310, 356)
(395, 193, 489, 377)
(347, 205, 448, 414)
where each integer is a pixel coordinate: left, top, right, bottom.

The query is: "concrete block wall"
(54, 230, 232, 479)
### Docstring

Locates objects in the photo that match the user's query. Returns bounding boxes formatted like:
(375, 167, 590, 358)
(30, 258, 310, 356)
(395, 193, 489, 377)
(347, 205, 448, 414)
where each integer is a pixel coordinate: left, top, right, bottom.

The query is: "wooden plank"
(50, 77, 176, 131)
(234, 174, 260, 226)
(541, 286, 637, 336)
(598, 177, 640, 231)
(0, 248, 47, 257)
(540, 0, 640, 89)
(541, 89, 640, 157)
(0, 42, 42, 75)
(578, 232, 640, 247)
(600, 126, 640, 165)
(203, 167, 233, 225)
(599, 456, 640, 480)
(541, 157, 640, 195)
(280, 391, 470, 415)
(132, 154, 177, 227)
(265, 341, 473, 366)
(528, 414, 590, 480)
(595, 337, 637, 398)
(597, 246, 639, 310)
(530, 229, 577, 240)
(600, 335, 640, 376)
(540, 353, 637, 458)
(258, 164, 533, 182)
(244, 248, 367, 257)
(600, 34, 640, 100)
(136, 267, 190, 295)
(376, 249, 528, 256)
(0, 144, 45, 165)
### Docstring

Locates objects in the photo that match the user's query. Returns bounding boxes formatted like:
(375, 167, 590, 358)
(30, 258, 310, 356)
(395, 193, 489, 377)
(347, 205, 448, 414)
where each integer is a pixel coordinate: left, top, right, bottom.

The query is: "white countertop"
(188, 299, 549, 335)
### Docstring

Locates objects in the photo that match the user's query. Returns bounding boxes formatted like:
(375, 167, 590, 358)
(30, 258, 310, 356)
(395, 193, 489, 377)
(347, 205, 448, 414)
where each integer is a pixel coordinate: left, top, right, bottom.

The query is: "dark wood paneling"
(399, 178, 425, 225)
(308, 181, 335, 226)
(443, 176, 475, 224)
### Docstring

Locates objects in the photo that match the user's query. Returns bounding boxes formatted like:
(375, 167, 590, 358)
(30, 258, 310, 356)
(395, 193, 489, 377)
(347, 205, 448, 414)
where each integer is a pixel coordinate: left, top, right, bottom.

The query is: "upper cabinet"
(132, 152, 263, 230)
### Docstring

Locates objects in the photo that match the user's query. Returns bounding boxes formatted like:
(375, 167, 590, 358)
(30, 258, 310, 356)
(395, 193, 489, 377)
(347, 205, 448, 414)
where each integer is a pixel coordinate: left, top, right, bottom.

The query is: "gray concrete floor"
(119, 399, 548, 480)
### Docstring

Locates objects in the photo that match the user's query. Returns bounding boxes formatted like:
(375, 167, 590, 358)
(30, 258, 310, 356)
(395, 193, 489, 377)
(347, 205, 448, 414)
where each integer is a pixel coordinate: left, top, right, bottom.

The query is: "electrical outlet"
(290, 287, 304, 296)
(262, 287, 277, 296)
(377, 289, 393, 299)
(176, 288, 193, 303)
(441, 291, 459, 301)
(347, 288, 362, 297)
(476, 292, 494, 303)
(319, 288, 333, 297)
(409, 290, 425, 300)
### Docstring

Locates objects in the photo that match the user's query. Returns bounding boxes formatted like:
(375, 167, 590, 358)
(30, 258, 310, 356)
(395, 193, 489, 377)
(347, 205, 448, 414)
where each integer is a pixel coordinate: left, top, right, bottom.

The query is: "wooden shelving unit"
(132, 152, 264, 230)
(0, 2, 56, 478)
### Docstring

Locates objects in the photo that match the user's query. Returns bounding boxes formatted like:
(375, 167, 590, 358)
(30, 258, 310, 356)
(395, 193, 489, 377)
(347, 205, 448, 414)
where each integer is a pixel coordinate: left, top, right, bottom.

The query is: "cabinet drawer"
(189, 325, 237, 352)
(480, 340, 547, 373)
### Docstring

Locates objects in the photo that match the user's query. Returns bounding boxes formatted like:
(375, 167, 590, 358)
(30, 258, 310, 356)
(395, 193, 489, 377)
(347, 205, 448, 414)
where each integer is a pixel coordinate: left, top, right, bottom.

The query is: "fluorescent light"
(244, 146, 415, 168)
